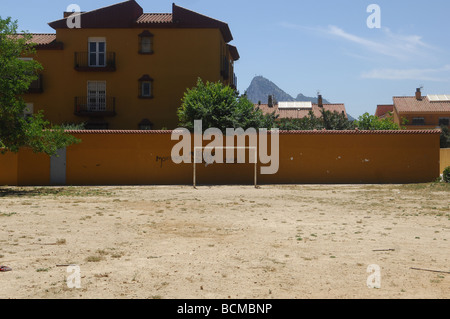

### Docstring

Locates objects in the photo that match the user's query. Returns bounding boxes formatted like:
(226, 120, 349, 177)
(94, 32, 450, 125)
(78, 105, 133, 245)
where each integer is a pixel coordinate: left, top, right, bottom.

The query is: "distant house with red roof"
(375, 104, 394, 119)
(391, 88, 450, 129)
(256, 95, 348, 120)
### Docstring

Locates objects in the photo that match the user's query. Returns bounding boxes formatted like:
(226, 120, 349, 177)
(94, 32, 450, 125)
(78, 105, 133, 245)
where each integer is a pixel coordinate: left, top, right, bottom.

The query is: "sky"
(1, 0, 450, 118)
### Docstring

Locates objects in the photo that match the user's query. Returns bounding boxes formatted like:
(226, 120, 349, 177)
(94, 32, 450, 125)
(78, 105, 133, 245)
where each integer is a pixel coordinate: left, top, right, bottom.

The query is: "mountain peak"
(245, 76, 330, 104)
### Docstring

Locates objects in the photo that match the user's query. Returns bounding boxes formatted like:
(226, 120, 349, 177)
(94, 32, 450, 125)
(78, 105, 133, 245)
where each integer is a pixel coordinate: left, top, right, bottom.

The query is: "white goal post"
(193, 146, 258, 188)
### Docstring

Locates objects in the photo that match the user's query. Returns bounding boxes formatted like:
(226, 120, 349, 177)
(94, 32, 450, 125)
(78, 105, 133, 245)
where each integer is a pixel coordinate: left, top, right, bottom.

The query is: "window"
(412, 117, 425, 125)
(138, 75, 153, 98)
(85, 122, 109, 130)
(139, 31, 153, 54)
(439, 118, 450, 126)
(87, 81, 106, 111)
(142, 82, 151, 97)
(139, 119, 153, 130)
(88, 37, 106, 67)
(24, 103, 33, 119)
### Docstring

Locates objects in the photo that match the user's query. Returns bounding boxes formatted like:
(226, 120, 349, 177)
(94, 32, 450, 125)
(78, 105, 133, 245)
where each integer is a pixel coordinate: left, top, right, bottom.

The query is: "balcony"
(231, 73, 238, 90)
(220, 57, 230, 80)
(27, 74, 43, 93)
(74, 52, 116, 72)
(74, 96, 116, 117)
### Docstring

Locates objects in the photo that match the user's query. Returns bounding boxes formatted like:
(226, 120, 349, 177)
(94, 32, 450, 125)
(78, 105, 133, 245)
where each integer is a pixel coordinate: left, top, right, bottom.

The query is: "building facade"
(389, 89, 450, 130)
(256, 95, 348, 120)
(23, 0, 239, 130)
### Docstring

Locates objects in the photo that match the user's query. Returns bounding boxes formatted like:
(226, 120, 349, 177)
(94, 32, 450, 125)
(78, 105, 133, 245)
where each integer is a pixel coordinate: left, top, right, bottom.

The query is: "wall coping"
(64, 129, 442, 135)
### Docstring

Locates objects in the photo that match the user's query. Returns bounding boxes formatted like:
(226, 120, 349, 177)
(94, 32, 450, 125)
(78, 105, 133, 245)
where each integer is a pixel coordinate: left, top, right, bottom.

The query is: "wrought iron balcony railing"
(221, 57, 230, 80)
(74, 52, 116, 71)
(26, 74, 43, 93)
(74, 96, 116, 117)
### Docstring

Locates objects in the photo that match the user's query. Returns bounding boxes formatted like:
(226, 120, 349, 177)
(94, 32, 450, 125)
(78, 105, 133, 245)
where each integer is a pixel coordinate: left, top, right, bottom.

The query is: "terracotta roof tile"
(375, 104, 394, 117)
(13, 33, 62, 50)
(394, 96, 450, 113)
(256, 103, 347, 119)
(13, 33, 56, 45)
(29, 33, 57, 45)
(136, 13, 173, 24)
(48, 2, 234, 43)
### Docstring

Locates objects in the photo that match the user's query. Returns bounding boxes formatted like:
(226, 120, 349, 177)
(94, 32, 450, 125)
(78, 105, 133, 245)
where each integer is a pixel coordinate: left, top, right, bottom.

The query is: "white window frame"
(88, 37, 106, 67)
(87, 81, 106, 111)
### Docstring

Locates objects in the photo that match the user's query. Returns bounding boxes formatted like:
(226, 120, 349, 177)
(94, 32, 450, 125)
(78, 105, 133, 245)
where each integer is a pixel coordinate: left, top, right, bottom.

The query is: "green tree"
(354, 113, 401, 130)
(321, 109, 355, 130)
(177, 78, 277, 132)
(275, 109, 354, 131)
(0, 17, 79, 155)
(440, 125, 450, 148)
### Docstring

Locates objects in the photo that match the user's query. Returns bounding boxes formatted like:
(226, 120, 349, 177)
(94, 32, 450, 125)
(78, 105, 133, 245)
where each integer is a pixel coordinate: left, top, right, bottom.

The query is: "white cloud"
(325, 25, 433, 60)
(281, 22, 436, 60)
(361, 65, 450, 82)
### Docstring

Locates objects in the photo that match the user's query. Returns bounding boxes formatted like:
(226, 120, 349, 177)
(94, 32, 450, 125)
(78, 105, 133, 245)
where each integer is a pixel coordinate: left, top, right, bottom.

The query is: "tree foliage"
(353, 112, 401, 130)
(178, 78, 277, 132)
(440, 125, 450, 148)
(275, 109, 354, 131)
(0, 17, 79, 155)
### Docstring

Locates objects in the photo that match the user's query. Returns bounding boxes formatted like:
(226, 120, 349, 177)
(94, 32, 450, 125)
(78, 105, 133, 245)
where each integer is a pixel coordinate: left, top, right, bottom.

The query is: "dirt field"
(0, 183, 449, 299)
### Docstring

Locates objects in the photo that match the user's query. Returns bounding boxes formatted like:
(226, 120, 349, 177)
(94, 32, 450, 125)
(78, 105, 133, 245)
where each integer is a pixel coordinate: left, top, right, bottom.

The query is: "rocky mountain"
(245, 76, 330, 105)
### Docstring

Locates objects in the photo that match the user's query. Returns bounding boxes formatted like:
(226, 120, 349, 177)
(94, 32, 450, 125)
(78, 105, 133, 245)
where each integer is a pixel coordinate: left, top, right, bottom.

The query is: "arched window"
(138, 75, 153, 98)
(138, 119, 153, 130)
(138, 30, 154, 54)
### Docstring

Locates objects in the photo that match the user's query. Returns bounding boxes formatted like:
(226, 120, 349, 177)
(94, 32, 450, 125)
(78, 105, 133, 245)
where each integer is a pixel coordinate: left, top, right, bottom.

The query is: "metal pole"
(254, 148, 257, 188)
(193, 152, 196, 188)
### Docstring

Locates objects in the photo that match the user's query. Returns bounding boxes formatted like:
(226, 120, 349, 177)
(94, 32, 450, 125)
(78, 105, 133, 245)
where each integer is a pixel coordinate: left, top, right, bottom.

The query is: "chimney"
(318, 94, 323, 108)
(268, 95, 274, 108)
(415, 88, 422, 100)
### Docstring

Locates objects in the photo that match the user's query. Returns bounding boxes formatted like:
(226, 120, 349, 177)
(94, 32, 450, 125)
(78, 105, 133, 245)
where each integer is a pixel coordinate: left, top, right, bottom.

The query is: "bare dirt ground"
(0, 183, 449, 299)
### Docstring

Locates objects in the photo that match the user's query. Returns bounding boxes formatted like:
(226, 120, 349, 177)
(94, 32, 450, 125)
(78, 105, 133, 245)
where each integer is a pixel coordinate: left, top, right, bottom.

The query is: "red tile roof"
(227, 44, 240, 61)
(375, 104, 394, 117)
(49, 0, 143, 29)
(48, 1, 234, 43)
(136, 13, 173, 24)
(13, 33, 62, 50)
(29, 33, 56, 45)
(394, 96, 450, 113)
(256, 103, 347, 119)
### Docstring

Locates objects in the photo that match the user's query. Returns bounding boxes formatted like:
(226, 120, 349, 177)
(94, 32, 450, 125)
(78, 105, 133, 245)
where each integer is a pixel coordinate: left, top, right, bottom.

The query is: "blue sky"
(1, 0, 449, 117)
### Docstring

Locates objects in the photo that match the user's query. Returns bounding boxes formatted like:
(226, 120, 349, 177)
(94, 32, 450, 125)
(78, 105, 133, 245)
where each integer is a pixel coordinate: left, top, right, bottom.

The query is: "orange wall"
(17, 149, 50, 186)
(441, 148, 450, 173)
(24, 27, 235, 130)
(0, 152, 18, 186)
(0, 149, 50, 186)
(0, 131, 441, 186)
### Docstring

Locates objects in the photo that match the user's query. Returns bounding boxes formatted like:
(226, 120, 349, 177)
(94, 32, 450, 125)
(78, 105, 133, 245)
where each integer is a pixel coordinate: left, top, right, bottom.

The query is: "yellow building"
(392, 88, 450, 130)
(23, 0, 239, 130)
